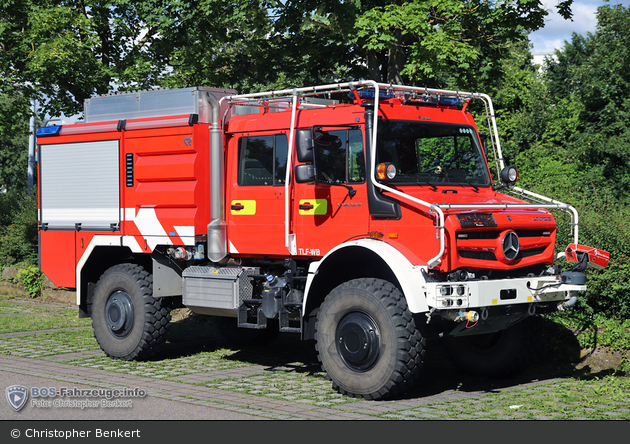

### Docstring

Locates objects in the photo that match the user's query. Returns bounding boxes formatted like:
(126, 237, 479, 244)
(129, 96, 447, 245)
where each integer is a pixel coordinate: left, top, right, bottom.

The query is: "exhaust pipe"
(206, 92, 227, 262)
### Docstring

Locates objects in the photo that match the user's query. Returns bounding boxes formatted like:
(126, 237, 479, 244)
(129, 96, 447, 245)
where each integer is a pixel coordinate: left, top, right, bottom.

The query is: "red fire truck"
(36, 81, 609, 400)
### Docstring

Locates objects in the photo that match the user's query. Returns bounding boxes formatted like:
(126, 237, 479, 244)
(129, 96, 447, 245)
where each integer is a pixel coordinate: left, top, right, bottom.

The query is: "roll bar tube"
(220, 82, 580, 267)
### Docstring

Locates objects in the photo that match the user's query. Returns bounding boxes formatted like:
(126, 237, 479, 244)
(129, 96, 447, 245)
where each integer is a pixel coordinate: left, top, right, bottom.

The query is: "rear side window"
(238, 134, 288, 186)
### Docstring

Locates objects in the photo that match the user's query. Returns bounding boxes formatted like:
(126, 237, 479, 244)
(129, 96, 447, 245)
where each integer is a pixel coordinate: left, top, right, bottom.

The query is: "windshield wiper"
(418, 180, 438, 191)
(465, 182, 480, 192)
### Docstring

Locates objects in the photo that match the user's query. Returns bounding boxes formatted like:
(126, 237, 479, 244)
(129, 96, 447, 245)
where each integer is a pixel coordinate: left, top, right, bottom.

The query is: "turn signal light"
(376, 162, 397, 180)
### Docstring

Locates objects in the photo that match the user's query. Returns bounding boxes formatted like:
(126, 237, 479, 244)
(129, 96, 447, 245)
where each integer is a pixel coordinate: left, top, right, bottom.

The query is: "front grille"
(457, 229, 550, 240)
(457, 231, 499, 240)
(458, 250, 497, 261)
(456, 228, 552, 263)
(458, 247, 548, 261)
(516, 230, 551, 238)
(520, 247, 547, 258)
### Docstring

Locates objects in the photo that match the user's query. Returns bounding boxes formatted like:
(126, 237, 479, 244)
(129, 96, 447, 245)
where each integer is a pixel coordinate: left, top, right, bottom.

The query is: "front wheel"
(92, 263, 171, 360)
(314, 278, 425, 400)
(442, 317, 538, 378)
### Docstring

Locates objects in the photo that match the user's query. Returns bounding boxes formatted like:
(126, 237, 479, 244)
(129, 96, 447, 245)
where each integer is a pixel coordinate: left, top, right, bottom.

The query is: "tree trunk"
(387, 30, 405, 85)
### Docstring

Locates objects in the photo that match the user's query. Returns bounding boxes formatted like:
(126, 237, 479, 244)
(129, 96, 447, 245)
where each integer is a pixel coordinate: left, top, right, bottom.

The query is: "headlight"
(377, 162, 397, 180)
(500, 166, 518, 184)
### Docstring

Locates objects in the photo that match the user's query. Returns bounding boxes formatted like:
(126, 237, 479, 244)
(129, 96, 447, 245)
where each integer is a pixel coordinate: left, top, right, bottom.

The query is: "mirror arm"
(325, 181, 356, 197)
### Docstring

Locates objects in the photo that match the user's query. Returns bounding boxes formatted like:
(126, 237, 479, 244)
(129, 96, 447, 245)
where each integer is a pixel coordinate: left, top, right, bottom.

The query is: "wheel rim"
(105, 290, 135, 339)
(465, 331, 505, 354)
(335, 311, 381, 372)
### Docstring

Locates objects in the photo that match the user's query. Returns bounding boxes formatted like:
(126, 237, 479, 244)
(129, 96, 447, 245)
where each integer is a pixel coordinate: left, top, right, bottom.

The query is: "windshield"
(376, 120, 491, 186)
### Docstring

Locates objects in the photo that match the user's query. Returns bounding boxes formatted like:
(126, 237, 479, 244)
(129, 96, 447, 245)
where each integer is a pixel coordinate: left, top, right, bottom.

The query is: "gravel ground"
(0, 288, 628, 422)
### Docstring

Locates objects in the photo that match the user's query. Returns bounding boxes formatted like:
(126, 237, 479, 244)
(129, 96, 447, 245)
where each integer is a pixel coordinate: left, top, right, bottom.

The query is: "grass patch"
(202, 371, 355, 405)
(0, 329, 99, 358)
(0, 294, 90, 333)
(66, 348, 253, 378)
(0, 309, 91, 333)
(375, 375, 630, 420)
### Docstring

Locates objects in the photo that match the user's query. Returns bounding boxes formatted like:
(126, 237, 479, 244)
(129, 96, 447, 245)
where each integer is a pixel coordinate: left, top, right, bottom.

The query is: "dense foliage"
(1, 1, 629, 337)
(0, 0, 568, 117)
(489, 4, 630, 324)
(0, 190, 38, 266)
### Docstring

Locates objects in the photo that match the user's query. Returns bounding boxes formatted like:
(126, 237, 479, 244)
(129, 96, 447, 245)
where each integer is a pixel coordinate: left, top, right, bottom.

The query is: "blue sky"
(529, 0, 630, 54)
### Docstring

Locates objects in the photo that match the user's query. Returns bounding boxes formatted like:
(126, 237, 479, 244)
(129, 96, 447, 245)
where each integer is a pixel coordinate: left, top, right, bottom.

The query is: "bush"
(514, 185, 630, 351)
(557, 190, 630, 320)
(0, 191, 38, 267)
(15, 265, 46, 298)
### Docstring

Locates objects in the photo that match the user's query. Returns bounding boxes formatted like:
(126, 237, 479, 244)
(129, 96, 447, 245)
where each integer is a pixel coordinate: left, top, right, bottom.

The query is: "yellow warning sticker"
(298, 199, 328, 215)
(230, 200, 256, 215)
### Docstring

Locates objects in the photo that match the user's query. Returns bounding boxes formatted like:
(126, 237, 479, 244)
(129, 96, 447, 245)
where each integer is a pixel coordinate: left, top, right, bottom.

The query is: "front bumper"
(425, 274, 585, 311)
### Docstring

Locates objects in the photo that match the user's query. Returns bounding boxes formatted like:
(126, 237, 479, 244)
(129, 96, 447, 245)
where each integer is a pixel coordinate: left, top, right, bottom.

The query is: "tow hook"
(558, 291, 579, 312)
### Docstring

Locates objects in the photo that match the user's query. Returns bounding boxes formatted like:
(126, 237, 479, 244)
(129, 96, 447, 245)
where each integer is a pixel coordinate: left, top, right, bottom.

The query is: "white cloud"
(529, 0, 630, 54)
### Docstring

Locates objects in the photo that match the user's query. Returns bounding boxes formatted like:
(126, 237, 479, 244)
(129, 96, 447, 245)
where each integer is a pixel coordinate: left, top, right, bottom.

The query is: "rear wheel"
(92, 263, 171, 360)
(314, 278, 425, 400)
(442, 317, 537, 378)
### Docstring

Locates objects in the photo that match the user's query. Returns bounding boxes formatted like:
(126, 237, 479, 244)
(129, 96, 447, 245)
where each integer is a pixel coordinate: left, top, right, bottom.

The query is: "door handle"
(231, 204, 245, 210)
(299, 204, 314, 210)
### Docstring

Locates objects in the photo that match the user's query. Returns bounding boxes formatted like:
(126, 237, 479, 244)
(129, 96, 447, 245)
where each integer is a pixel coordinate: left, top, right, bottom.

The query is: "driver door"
(226, 132, 288, 256)
(292, 128, 369, 258)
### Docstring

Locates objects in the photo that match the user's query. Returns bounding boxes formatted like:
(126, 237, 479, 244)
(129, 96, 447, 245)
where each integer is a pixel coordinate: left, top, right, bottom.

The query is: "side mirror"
(294, 164, 316, 183)
(295, 129, 314, 163)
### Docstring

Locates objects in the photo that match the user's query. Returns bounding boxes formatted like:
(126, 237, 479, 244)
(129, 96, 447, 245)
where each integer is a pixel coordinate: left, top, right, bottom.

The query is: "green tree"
(0, 1, 114, 116)
(354, 0, 549, 89)
(274, 0, 574, 90)
(130, 0, 305, 92)
(1, 0, 577, 118)
(0, 93, 30, 193)
(543, 4, 630, 200)
(487, 4, 630, 321)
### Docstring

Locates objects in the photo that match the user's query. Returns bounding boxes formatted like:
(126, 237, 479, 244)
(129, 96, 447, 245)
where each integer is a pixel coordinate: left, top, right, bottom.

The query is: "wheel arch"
(78, 236, 151, 318)
(302, 240, 429, 339)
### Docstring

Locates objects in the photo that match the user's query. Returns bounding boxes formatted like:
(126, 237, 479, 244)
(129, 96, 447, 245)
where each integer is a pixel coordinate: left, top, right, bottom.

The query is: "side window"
(238, 134, 288, 186)
(348, 129, 365, 183)
(275, 135, 288, 184)
(314, 129, 365, 184)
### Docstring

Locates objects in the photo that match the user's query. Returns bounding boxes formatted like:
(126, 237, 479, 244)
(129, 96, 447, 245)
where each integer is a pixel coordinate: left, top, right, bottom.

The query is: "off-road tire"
(92, 263, 171, 360)
(442, 316, 538, 378)
(314, 278, 425, 400)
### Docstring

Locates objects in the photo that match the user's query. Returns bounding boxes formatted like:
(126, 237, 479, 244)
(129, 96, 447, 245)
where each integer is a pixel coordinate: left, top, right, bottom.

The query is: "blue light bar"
(352, 89, 395, 100)
(36, 125, 62, 136)
(430, 96, 461, 107)
(408, 96, 462, 107)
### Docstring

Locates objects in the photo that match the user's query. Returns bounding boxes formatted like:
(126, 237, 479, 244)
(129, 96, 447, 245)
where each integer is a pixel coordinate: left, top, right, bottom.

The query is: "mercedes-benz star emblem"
(502, 231, 520, 261)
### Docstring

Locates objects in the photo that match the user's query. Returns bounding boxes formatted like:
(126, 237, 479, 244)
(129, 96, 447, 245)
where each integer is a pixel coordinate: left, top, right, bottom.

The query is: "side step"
(238, 299, 302, 334)
(237, 299, 267, 330)
(182, 264, 302, 334)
